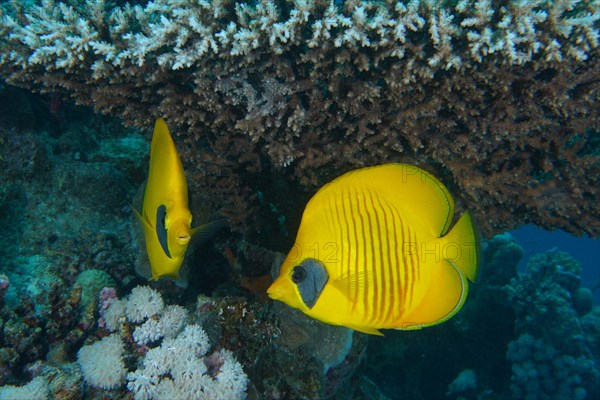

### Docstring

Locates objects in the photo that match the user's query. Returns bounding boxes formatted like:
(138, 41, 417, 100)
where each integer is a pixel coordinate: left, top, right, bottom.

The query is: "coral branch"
(1, 0, 598, 237)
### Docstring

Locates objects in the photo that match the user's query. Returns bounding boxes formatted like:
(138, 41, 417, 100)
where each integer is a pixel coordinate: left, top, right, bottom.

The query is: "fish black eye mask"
(292, 266, 307, 283)
(156, 204, 172, 258)
(293, 258, 328, 309)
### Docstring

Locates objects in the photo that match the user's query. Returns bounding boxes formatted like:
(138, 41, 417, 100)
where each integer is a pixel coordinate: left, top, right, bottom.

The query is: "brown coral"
(0, 0, 598, 238)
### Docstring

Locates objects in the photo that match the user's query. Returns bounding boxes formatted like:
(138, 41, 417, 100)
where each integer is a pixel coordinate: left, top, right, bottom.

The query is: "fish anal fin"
(400, 259, 468, 329)
(346, 324, 384, 336)
(150, 271, 180, 281)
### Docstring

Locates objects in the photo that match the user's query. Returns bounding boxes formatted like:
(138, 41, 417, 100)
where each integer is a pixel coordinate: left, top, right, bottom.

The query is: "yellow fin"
(145, 118, 189, 213)
(346, 324, 384, 336)
(150, 118, 173, 160)
(133, 206, 153, 237)
(322, 164, 455, 237)
(150, 271, 180, 281)
(439, 210, 480, 282)
(331, 271, 371, 302)
(400, 259, 468, 329)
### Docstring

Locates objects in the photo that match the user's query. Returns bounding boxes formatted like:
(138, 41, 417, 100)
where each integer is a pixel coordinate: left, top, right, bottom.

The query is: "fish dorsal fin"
(150, 118, 174, 161)
(147, 118, 188, 199)
(319, 164, 455, 237)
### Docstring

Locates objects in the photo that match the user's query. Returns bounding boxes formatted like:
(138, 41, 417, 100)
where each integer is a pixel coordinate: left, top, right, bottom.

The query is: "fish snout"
(266, 280, 284, 300)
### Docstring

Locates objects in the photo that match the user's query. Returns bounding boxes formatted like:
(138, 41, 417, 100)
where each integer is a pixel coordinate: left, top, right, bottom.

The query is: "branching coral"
(1, 0, 598, 237)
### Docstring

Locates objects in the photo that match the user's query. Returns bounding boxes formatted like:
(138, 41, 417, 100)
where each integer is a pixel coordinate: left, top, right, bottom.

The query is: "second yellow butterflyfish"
(267, 163, 480, 335)
(134, 118, 220, 281)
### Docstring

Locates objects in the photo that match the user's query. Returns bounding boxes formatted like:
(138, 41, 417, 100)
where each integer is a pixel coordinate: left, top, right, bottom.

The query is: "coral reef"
(197, 289, 368, 398)
(573, 287, 594, 316)
(0, 275, 8, 303)
(126, 327, 247, 400)
(73, 268, 116, 330)
(1, 0, 598, 238)
(506, 248, 600, 399)
(581, 307, 600, 362)
(273, 302, 354, 373)
(0, 87, 140, 387)
(1, 3, 599, 398)
(507, 333, 594, 400)
(446, 368, 477, 397)
(76, 285, 249, 399)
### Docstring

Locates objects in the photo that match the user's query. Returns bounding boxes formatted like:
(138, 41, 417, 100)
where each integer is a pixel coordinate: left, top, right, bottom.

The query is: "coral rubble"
(1, 0, 598, 237)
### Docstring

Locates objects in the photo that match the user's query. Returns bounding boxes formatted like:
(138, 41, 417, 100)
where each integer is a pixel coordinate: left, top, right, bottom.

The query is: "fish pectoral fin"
(331, 271, 370, 302)
(133, 206, 154, 236)
(346, 324, 384, 336)
(189, 218, 226, 250)
(400, 259, 468, 329)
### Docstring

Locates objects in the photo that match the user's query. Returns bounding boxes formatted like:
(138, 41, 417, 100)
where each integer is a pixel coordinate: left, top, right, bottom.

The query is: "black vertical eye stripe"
(292, 266, 307, 283)
(294, 259, 329, 309)
(156, 204, 172, 259)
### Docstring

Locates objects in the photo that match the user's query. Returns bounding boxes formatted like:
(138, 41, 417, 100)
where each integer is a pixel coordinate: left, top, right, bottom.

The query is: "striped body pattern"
(268, 164, 480, 335)
(325, 184, 434, 330)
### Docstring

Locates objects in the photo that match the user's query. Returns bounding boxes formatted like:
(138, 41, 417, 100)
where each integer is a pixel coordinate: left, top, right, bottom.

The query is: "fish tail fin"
(439, 211, 480, 283)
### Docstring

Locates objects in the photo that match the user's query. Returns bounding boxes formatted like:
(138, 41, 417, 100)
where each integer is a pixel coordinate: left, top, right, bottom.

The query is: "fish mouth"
(266, 283, 282, 300)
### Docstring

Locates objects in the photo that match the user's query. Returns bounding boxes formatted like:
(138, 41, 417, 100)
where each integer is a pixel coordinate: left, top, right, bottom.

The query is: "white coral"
(211, 349, 249, 400)
(132, 307, 189, 345)
(103, 298, 126, 331)
(127, 325, 247, 400)
(125, 286, 164, 323)
(160, 305, 188, 339)
(77, 333, 126, 390)
(73, 285, 246, 398)
(133, 318, 164, 345)
(0, 376, 49, 400)
(1, 0, 597, 86)
(127, 369, 160, 400)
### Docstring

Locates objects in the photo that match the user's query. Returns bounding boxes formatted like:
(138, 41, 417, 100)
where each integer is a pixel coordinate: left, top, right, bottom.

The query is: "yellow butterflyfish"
(267, 164, 480, 336)
(134, 118, 219, 281)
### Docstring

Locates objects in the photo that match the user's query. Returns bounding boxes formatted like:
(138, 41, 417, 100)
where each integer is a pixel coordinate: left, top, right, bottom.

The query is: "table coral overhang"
(1, 0, 598, 239)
